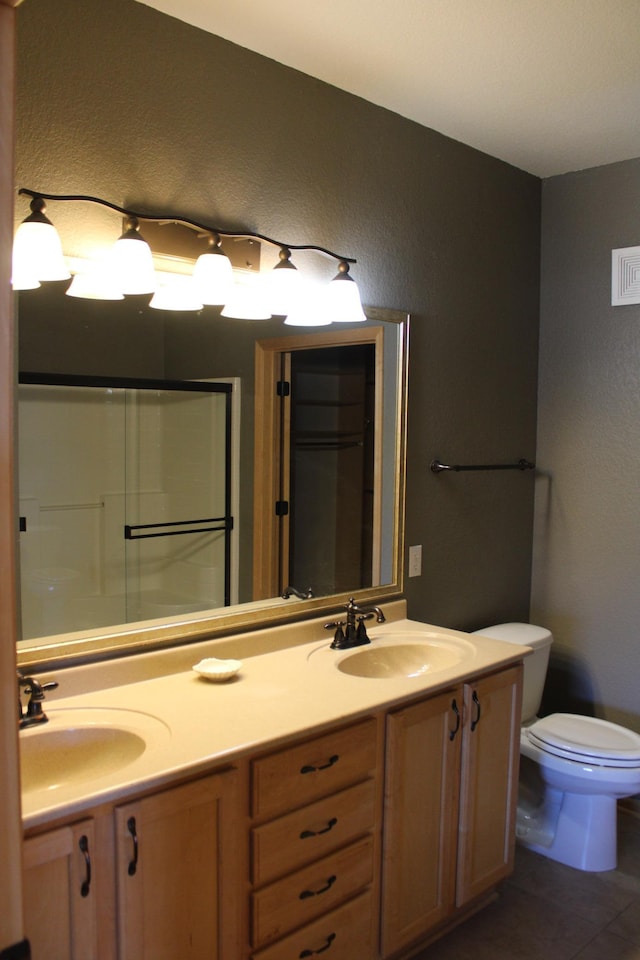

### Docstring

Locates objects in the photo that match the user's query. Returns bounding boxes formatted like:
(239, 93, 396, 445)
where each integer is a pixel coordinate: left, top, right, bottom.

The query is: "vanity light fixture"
(192, 232, 234, 305)
(11, 195, 70, 289)
(220, 273, 272, 321)
(267, 246, 303, 316)
(110, 215, 157, 295)
(66, 262, 124, 300)
(149, 276, 204, 312)
(284, 287, 332, 326)
(326, 261, 367, 323)
(13, 188, 366, 324)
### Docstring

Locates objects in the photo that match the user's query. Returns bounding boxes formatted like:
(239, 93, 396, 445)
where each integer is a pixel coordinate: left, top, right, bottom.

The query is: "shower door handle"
(124, 516, 232, 540)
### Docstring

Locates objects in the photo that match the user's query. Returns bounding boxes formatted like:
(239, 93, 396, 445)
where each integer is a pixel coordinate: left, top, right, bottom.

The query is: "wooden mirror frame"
(16, 309, 408, 671)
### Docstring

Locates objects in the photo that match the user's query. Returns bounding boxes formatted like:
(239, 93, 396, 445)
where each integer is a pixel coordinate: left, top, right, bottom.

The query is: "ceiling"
(136, 0, 640, 179)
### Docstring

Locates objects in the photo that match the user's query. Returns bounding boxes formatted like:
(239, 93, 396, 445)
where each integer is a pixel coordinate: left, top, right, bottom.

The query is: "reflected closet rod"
(430, 458, 535, 474)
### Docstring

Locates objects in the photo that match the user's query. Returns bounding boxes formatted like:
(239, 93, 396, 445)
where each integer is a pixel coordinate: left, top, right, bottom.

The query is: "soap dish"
(192, 657, 242, 681)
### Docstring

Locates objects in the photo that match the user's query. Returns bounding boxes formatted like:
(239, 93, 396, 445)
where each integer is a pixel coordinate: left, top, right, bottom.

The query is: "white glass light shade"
(65, 261, 125, 300)
(12, 219, 70, 287)
(284, 284, 331, 326)
(192, 249, 234, 305)
(325, 266, 366, 323)
(149, 278, 203, 312)
(268, 255, 303, 316)
(11, 265, 40, 291)
(220, 276, 272, 320)
(109, 236, 156, 295)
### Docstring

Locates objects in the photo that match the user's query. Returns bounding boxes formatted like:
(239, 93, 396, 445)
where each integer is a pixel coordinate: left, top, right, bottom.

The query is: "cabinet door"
(381, 688, 462, 956)
(23, 820, 98, 960)
(456, 665, 522, 907)
(115, 769, 239, 960)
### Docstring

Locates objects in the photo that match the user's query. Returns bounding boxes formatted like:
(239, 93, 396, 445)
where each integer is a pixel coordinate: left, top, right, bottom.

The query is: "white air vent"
(612, 246, 640, 305)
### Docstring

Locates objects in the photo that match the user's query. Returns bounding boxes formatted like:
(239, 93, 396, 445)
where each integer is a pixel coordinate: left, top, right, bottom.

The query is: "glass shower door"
(18, 376, 233, 640)
(123, 384, 232, 622)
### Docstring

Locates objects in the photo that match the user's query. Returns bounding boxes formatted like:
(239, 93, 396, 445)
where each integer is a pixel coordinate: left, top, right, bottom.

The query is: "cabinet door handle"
(300, 932, 337, 956)
(300, 754, 339, 774)
(299, 874, 337, 900)
(300, 817, 338, 839)
(127, 816, 139, 876)
(471, 691, 482, 731)
(78, 834, 91, 898)
(449, 698, 461, 741)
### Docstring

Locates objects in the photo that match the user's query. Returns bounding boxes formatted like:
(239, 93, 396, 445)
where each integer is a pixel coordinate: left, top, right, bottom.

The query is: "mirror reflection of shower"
(18, 377, 237, 640)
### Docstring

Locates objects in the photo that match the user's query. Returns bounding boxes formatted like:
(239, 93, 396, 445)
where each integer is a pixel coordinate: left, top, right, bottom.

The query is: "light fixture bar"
(17, 188, 357, 266)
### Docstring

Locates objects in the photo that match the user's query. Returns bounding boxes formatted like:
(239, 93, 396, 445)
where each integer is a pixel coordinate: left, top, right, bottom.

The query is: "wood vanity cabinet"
(23, 818, 98, 960)
(249, 717, 382, 960)
(22, 661, 522, 960)
(456, 665, 522, 907)
(115, 769, 239, 960)
(381, 664, 522, 957)
(23, 767, 239, 960)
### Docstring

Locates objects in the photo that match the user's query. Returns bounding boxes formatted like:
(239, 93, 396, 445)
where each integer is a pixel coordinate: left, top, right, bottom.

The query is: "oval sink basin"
(336, 635, 473, 679)
(20, 707, 169, 795)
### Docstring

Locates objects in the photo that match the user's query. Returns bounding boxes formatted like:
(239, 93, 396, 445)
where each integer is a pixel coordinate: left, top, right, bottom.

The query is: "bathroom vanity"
(19, 605, 525, 960)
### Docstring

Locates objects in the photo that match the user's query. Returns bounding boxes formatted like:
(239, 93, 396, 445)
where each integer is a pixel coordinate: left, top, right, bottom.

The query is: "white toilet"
(473, 622, 640, 872)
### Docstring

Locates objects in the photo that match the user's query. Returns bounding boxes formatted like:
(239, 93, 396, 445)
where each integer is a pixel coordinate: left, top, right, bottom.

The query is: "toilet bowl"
(473, 623, 640, 871)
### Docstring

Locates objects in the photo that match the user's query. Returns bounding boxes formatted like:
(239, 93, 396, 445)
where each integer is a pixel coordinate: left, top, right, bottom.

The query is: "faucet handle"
(356, 619, 371, 645)
(19, 676, 59, 727)
(25, 678, 59, 701)
(329, 624, 347, 649)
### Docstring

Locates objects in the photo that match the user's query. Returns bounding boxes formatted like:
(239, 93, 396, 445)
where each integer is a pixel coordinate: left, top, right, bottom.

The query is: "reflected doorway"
(288, 344, 375, 595)
(253, 326, 385, 601)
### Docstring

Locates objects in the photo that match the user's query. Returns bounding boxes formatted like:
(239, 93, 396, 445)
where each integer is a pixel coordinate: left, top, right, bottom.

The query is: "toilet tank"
(472, 622, 553, 724)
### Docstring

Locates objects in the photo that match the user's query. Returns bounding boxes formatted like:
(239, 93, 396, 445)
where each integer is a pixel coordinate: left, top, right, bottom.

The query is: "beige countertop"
(20, 603, 530, 830)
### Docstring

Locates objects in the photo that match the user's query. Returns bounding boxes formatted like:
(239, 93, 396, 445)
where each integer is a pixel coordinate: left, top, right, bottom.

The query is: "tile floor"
(415, 808, 640, 960)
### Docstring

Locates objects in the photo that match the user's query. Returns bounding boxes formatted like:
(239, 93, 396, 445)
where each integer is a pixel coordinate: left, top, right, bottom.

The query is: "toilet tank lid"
(472, 622, 552, 649)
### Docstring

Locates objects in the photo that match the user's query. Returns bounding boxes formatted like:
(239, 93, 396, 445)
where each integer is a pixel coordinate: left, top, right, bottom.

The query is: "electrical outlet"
(408, 544, 422, 578)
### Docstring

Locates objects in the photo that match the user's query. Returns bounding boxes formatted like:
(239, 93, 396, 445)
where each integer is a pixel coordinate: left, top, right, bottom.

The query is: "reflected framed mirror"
(16, 284, 408, 670)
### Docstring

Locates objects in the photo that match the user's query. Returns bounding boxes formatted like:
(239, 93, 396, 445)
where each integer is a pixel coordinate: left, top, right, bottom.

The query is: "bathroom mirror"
(16, 286, 408, 669)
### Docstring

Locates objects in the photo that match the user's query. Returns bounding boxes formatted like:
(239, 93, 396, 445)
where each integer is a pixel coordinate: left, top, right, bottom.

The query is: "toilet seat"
(525, 714, 640, 768)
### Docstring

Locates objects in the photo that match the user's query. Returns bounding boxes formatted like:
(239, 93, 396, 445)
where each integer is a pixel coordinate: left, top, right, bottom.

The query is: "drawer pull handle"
(127, 816, 139, 876)
(79, 834, 91, 897)
(300, 932, 337, 957)
(299, 874, 337, 900)
(449, 698, 461, 741)
(300, 817, 338, 839)
(300, 755, 339, 774)
(471, 691, 482, 731)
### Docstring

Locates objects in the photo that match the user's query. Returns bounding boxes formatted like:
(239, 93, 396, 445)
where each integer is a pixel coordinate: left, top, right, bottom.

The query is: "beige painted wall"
(532, 159, 640, 731)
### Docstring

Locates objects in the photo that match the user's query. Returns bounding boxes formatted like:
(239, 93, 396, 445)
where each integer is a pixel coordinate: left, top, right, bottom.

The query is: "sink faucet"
(324, 597, 386, 649)
(17, 671, 59, 729)
(282, 585, 314, 600)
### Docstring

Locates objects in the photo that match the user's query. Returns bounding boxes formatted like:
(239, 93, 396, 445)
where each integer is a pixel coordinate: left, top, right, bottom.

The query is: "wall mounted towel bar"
(430, 458, 535, 474)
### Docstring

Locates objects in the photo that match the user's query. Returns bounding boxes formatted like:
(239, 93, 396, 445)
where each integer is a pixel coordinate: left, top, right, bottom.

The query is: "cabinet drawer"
(252, 889, 375, 960)
(252, 835, 374, 948)
(252, 718, 378, 819)
(252, 779, 376, 885)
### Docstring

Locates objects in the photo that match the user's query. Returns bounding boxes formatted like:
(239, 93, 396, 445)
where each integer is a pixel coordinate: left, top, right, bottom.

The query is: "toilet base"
(518, 788, 618, 872)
